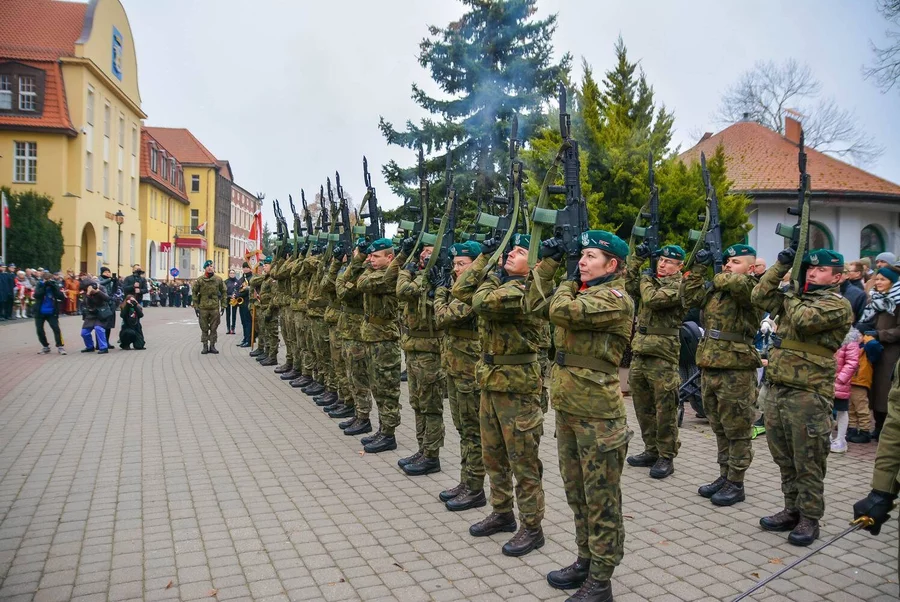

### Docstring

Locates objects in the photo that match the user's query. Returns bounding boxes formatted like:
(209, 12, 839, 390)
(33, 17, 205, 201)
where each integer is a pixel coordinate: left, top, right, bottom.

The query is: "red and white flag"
(1, 191, 9, 229)
(197, 221, 207, 233)
(248, 211, 262, 251)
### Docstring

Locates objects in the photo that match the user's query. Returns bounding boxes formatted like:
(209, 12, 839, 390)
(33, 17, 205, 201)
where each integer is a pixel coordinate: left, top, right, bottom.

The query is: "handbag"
(97, 305, 114, 321)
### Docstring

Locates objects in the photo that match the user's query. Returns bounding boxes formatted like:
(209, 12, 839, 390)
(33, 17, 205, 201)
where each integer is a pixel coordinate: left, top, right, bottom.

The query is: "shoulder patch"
(610, 289, 623, 298)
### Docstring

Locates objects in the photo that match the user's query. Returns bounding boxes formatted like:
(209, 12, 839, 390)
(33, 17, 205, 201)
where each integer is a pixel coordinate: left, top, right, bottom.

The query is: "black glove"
(695, 249, 713, 266)
(310, 245, 323, 256)
(404, 263, 418, 277)
(567, 267, 582, 282)
(777, 246, 796, 266)
(853, 490, 897, 535)
(332, 244, 345, 260)
(635, 243, 653, 259)
(356, 239, 369, 253)
(220, 306, 225, 316)
(299, 244, 309, 255)
(401, 237, 416, 255)
(540, 238, 564, 261)
(428, 265, 443, 286)
(481, 237, 500, 255)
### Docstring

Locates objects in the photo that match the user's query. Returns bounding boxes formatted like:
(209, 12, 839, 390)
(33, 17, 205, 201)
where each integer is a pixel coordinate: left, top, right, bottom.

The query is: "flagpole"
(1, 190, 7, 264)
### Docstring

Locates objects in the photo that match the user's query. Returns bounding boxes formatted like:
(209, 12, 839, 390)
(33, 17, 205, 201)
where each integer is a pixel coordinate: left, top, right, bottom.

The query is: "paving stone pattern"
(0, 308, 896, 601)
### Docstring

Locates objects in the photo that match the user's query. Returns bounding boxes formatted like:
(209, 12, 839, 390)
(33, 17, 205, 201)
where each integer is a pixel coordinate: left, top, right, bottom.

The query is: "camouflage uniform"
(265, 259, 283, 359)
(397, 255, 445, 459)
(258, 271, 277, 357)
(538, 323, 552, 413)
(626, 255, 683, 460)
(249, 271, 266, 351)
(452, 253, 546, 530)
(273, 257, 296, 367)
(322, 259, 350, 404)
(535, 257, 635, 582)
(336, 253, 371, 419)
(306, 255, 332, 389)
(434, 285, 483, 491)
(682, 270, 763, 483)
(357, 256, 401, 435)
(292, 255, 311, 376)
(288, 256, 305, 374)
(192, 273, 226, 345)
(752, 260, 852, 520)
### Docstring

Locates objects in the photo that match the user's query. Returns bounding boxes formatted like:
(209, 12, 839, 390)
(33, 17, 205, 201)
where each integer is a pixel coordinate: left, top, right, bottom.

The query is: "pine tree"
(2, 188, 64, 271)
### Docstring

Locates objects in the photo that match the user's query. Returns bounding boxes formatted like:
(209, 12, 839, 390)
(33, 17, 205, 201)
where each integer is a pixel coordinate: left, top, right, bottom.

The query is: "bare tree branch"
(864, 0, 900, 93)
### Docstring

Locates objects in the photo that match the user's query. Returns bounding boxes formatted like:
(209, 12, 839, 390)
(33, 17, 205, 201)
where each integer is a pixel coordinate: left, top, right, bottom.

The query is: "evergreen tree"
(1, 188, 64, 271)
(261, 222, 274, 256)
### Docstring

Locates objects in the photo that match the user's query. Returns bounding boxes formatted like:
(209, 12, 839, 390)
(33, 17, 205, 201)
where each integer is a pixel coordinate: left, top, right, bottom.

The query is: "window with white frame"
(169, 159, 175, 183)
(18, 76, 36, 111)
(117, 169, 124, 204)
(13, 141, 37, 183)
(131, 124, 137, 154)
(150, 190, 156, 219)
(118, 115, 124, 148)
(131, 176, 136, 209)
(150, 147, 157, 172)
(103, 103, 110, 137)
(130, 233, 135, 265)
(85, 150, 93, 190)
(191, 174, 199, 193)
(0, 75, 11, 110)
(103, 161, 109, 197)
(86, 86, 95, 124)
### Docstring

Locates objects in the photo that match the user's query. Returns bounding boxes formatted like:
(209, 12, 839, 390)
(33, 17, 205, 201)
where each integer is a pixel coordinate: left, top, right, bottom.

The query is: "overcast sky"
(121, 0, 899, 230)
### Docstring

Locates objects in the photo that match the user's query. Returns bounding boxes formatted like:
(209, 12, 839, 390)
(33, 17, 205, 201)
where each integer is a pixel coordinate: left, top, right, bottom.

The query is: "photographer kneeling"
(119, 294, 145, 350)
(80, 278, 111, 353)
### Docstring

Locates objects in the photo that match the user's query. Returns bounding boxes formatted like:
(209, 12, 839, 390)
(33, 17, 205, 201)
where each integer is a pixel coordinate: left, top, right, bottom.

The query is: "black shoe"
(848, 430, 872, 444)
(238, 342, 250, 348)
(439, 483, 466, 503)
(469, 512, 517, 537)
(323, 401, 342, 413)
(502, 526, 544, 557)
(260, 357, 277, 366)
(698, 475, 727, 499)
(293, 375, 313, 388)
(345, 420, 372, 436)
(398, 451, 423, 468)
(81, 348, 96, 353)
(360, 427, 381, 445)
(760, 509, 800, 532)
(255, 354, 268, 362)
(249, 349, 263, 357)
(289, 377, 308, 388)
(788, 517, 819, 547)
(873, 428, 882, 441)
(649, 458, 674, 479)
(338, 415, 357, 430)
(303, 382, 325, 396)
(280, 369, 300, 381)
(274, 363, 292, 374)
(446, 488, 487, 512)
(403, 456, 440, 476)
(711, 481, 745, 506)
(626, 451, 658, 467)
(97, 349, 109, 354)
(329, 405, 355, 419)
(316, 393, 338, 407)
(364, 434, 397, 454)
(565, 577, 613, 602)
(201, 343, 209, 355)
(208, 345, 218, 354)
(400, 369, 408, 382)
(547, 557, 591, 590)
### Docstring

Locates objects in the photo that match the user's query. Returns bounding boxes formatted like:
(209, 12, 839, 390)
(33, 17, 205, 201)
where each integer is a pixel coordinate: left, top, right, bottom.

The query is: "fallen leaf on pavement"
(751, 573, 760, 579)
(327, 578, 346, 585)
(623, 515, 634, 520)
(359, 451, 366, 456)
(393, 562, 406, 571)
(769, 558, 783, 565)
(165, 580, 173, 589)
(208, 589, 218, 597)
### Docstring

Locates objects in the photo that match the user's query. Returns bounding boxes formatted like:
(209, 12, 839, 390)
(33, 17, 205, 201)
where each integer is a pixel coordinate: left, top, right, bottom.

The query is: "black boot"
(848, 429, 871, 444)
(260, 357, 277, 366)
(439, 483, 466, 503)
(759, 508, 800, 532)
(788, 517, 819, 547)
(249, 349, 263, 357)
(547, 557, 591, 590)
(403, 456, 440, 476)
(303, 382, 326, 396)
(338, 415, 357, 430)
(698, 475, 727, 499)
(208, 344, 218, 354)
(315, 392, 338, 407)
(201, 343, 209, 355)
(293, 375, 313, 388)
(469, 511, 517, 537)
(446, 488, 487, 512)
(289, 376, 308, 388)
(255, 354, 268, 362)
(360, 426, 381, 444)
(626, 450, 658, 467)
(274, 363, 292, 374)
(565, 577, 613, 602)
(344, 419, 372, 436)
(710, 480, 745, 506)
(323, 401, 342, 413)
(280, 369, 300, 381)
(363, 434, 397, 454)
(649, 457, 674, 479)
(329, 404, 354, 419)
(398, 451, 423, 468)
(501, 526, 544, 557)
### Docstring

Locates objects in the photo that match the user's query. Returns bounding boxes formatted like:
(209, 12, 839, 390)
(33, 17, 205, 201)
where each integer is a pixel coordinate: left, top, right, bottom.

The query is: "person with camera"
(225, 268, 240, 335)
(99, 267, 122, 348)
(119, 294, 145, 350)
(33, 269, 67, 354)
(79, 278, 111, 353)
(122, 264, 149, 306)
(192, 260, 226, 354)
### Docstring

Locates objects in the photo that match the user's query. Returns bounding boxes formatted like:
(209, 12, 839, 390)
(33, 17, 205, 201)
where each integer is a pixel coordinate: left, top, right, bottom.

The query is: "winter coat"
(81, 287, 110, 329)
(33, 280, 66, 317)
(852, 334, 878, 389)
(834, 331, 861, 400)
(859, 304, 900, 413)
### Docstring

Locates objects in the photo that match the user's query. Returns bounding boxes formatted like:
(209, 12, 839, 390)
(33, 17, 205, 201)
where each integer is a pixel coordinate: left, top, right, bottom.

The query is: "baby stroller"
(678, 320, 705, 426)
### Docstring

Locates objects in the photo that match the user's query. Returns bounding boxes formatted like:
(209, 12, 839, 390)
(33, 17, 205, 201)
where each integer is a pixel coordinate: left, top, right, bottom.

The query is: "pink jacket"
(834, 340, 860, 400)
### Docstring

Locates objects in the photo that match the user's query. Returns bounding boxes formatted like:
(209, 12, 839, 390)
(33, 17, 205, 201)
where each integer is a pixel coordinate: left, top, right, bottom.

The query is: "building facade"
(229, 183, 261, 271)
(681, 116, 900, 265)
(0, 0, 145, 275)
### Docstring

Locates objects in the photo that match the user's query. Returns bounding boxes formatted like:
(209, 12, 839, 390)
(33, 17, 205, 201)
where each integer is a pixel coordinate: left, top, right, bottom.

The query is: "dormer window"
(0, 76, 11, 110)
(0, 65, 45, 115)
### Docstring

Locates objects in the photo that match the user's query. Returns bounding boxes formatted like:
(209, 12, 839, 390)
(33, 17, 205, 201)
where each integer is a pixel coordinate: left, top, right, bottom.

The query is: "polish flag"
(197, 221, 207, 233)
(1, 191, 9, 228)
(248, 211, 262, 251)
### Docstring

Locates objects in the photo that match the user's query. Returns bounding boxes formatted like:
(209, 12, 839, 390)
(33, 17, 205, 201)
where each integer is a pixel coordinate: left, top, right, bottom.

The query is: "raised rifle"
(424, 150, 458, 285)
(629, 152, 661, 272)
(528, 84, 589, 278)
(273, 198, 287, 257)
(301, 189, 314, 248)
(335, 171, 353, 258)
(397, 146, 430, 259)
(322, 178, 338, 262)
(684, 152, 724, 274)
(354, 156, 384, 243)
(289, 194, 300, 258)
(775, 129, 811, 289)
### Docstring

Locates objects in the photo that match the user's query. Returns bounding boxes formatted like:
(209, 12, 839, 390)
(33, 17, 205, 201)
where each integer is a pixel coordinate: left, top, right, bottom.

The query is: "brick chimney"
(784, 114, 802, 145)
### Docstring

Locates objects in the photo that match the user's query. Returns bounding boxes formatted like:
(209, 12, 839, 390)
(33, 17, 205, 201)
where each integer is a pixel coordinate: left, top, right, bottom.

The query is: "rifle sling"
(773, 337, 833, 359)
(482, 353, 537, 366)
(402, 326, 440, 340)
(366, 315, 394, 326)
(448, 327, 478, 340)
(703, 329, 753, 345)
(638, 326, 680, 337)
(555, 351, 617, 375)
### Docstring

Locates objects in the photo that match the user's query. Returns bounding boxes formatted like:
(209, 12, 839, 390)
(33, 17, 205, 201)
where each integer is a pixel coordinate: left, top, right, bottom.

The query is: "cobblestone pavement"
(0, 308, 896, 602)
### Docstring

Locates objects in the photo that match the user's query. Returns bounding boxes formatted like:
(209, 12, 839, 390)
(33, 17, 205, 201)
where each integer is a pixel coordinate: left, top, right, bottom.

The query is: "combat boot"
(201, 343, 209, 355)
(364, 433, 397, 454)
(565, 577, 613, 602)
(329, 404, 354, 419)
(274, 363, 292, 374)
(345, 420, 373, 437)
(323, 400, 342, 413)
(547, 557, 591, 590)
(502, 526, 544, 557)
(249, 349, 263, 357)
(788, 517, 819, 546)
(439, 483, 466, 503)
(710, 481, 745, 506)
(649, 457, 674, 479)
(469, 511, 517, 537)
(398, 451, 423, 468)
(403, 456, 440, 476)
(626, 450, 658, 467)
(759, 508, 800, 532)
(698, 475, 727, 499)
(208, 344, 219, 354)
(260, 357, 277, 366)
(446, 488, 486, 512)
(256, 354, 268, 362)
(360, 427, 381, 444)
(338, 415, 357, 430)
(289, 376, 309, 388)
(293, 375, 313, 388)
(303, 382, 326, 396)
(315, 393, 338, 407)
(280, 369, 300, 381)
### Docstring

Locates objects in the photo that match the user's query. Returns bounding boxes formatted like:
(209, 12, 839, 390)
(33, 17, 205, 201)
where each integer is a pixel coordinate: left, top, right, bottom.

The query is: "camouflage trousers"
(302, 318, 320, 380)
(264, 308, 280, 359)
(538, 347, 551, 414)
(448, 374, 484, 491)
(329, 329, 350, 405)
(630, 355, 681, 459)
(343, 338, 371, 418)
(310, 319, 332, 390)
(557, 411, 631, 581)
(480, 389, 545, 529)
(702, 368, 756, 482)
(761, 383, 832, 520)
(407, 351, 445, 459)
(280, 310, 294, 366)
(198, 309, 220, 345)
(292, 312, 307, 372)
(366, 340, 401, 435)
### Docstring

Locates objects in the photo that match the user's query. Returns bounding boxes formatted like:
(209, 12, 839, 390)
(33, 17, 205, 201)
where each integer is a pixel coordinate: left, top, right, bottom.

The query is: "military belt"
(555, 351, 618, 375)
(703, 329, 753, 345)
(772, 336, 834, 358)
(403, 326, 439, 339)
(366, 315, 394, 326)
(308, 300, 329, 308)
(638, 326, 680, 336)
(448, 327, 478, 340)
(342, 306, 364, 315)
(482, 353, 538, 366)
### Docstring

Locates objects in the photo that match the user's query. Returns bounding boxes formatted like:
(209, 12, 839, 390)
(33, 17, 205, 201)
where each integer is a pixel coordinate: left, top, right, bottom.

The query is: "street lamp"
(114, 210, 125, 276)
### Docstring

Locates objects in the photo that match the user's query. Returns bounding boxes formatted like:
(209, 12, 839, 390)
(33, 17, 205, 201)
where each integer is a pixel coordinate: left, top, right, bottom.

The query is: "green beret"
(366, 237, 394, 254)
(450, 241, 482, 259)
(580, 230, 629, 259)
(660, 245, 685, 261)
(725, 244, 756, 258)
(263, 256, 272, 264)
(803, 248, 844, 268)
(512, 233, 531, 249)
(203, 260, 214, 268)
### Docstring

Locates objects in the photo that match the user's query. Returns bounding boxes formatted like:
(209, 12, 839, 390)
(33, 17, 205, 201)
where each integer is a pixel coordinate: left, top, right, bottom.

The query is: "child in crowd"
(832, 328, 861, 453)
(848, 332, 879, 443)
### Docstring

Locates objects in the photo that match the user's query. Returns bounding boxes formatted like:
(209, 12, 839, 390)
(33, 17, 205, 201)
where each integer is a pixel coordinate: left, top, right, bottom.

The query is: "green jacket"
(192, 274, 225, 310)
(873, 384, 900, 494)
(321, 259, 342, 326)
(357, 255, 400, 343)
(336, 253, 366, 341)
(305, 255, 327, 319)
(625, 254, 683, 364)
(434, 284, 480, 378)
(396, 252, 441, 354)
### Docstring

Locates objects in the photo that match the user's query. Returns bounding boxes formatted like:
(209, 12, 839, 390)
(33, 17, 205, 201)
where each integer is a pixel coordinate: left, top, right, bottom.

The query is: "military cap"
(802, 248, 844, 268)
(366, 238, 394, 254)
(262, 256, 272, 264)
(659, 245, 685, 261)
(512, 233, 531, 249)
(242, 262, 250, 269)
(355, 237, 367, 247)
(580, 230, 629, 259)
(450, 241, 482, 258)
(203, 259, 214, 268)
(725, 243, 756, 258)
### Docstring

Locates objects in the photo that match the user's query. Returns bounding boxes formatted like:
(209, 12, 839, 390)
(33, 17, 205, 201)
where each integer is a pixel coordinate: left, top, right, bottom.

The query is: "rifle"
(322, 178, 338, 263)
(354, 156, 384, 243)
(424, 150, 458, 284)
(289, 194, 300, 259)
(335, 171, 353, 258)
(775, 129, 811, 288)
(397, 146, 431, 259)
(684, 152, 724, 274)
(528, 84, 589, 278)
(273, 198, 287, 257)
(301, 189, 314, 248)
(630, 152, 661, 272)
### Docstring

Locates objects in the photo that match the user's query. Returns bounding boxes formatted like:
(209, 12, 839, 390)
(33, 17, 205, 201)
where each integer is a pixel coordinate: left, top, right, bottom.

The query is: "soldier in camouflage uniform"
(273, 251, 297, 375)
(434, 241, 486, 511)
(296, 247, 325, 396)
(681, 244, 763, 507)
(306, 247, 333, 399)
(752, 248, 853, 546)
(277, 249, 302, 383)
(192, 260, 226, 354)
(321, 248, 354, 418)
(336, 241, 374, 436)
(625, 244, 685, 479)
(452, 233, 549, 558)
(395, 240, 445, 476)
(356, 238, 402, 453)
(259, 256, 282, 367)
(248, 259, 270, 358)
(289, 246, 313, 388)
(534, 231, 633, 602)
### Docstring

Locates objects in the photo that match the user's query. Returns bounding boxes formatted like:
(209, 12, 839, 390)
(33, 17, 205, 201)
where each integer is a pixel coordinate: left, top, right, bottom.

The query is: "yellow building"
(0, 0, 145, 275)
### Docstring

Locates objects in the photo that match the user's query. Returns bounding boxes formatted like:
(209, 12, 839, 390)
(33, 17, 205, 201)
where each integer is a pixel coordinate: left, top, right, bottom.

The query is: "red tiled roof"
(140, 128, 188, 203)
(143, 127, 219, 166)
(680, 121, 900, 198)
(0, 60, 76, 134)
(0, 0, 87, 61)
